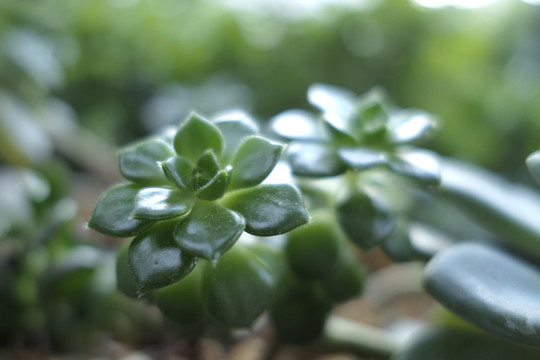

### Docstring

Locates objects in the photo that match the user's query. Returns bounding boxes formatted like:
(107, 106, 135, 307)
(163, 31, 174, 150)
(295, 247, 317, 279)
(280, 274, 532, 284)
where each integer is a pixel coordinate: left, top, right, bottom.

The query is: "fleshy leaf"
(116, 240, 139, 299)
(195, 149, 220, 179)
(88, 183, 154, 237)
(195, 168, 232, 201)
(285, 213, 342, 280)
(132, 187, 194, 220)
(156, 264, 207, 325)
(424, 242, 540, 347)
(270, 109, 327, 141)
(161, 156, 193, 192)
(129, 224, 198, 294)
(393, 327, 540, 360)
(174, 202, 245, 259)
(223, 184, 310, 236)
(338, 147, 387, 171)
(353, 89, 388, 141)
(201, 245, 275, 327)
(307, 83, 356, 136)
(526, 150, 540, 186)
(229, 136, 284, 190)
(214, 114, 258, 163)
(287, 142, 346, 177)
(387, 109, 438, 145)
(336, 189, 395, 250)
(118, 138, 175, 185)
(389, 149, 441, 186)
(174, 112, 224, 163)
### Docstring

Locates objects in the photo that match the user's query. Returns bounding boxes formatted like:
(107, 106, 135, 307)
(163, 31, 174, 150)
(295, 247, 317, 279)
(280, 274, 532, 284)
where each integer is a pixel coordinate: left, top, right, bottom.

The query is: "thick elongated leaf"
(229, 136, 284, 190)
(195, 149, 220, 179)
(214, 115, 258, 163)
(424, 242, 540, 347)
(201, 245, 275, 327)
(387, 109, 437, 145)
(438, 158, 540, 257)
(223, 184, 310, 236)
(270, 109, 327, 141)
(287, 142, 347, 177)
(392, 327, 540, 360)
(174, 202, 245, 259)
(338, 147, 387, 171)
(118, 138, 175, 185)
(307, 83, 356, 136)
(132, 187, 194, 220)
(285, 213, 342, 280)
(157, 264, 207, 325)
(88, 184, 154, 237)
(161, 156, 193, 192)
(389, 149, 441, 186)
(195, 168, 231, 201)
(526, 150, 540, 185)
(116, 240, 139, 299)
(336, 189, 395, 250)
(174, 112, 224, 163)
(129, 225, 198, 294)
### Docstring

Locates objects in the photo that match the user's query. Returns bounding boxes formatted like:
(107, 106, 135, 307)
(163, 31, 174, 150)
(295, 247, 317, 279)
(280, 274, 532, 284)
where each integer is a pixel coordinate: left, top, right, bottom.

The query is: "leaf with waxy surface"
(223, 184, 310, 236)
(118, 138, 175, 185)
(389, 149, 441, 186)
(161, 156, 193, 192)
(229, 136, 284, 190)
(424, 242, 540, 347)
(129, 224, 198, 294)
(387, 109, 437, 145)
(115, 240, 139, 299)
(338, 147, 387, 171)
(287, 142, 346, 177)
(201, 245, 275, 327)
(270, 109, 327, 141)
(336, 189, 395, 250)
(526, 150, 540, 186)
(131, 187, 193, 220)
(88, 183, 154, 237)
(174, 112, 224, 163)
(174, 202, 245, 259)
(195, 149, 220, 179)
(195, 168, 231, 201)
(214, 116, 258, 163)
(308, 83, 356, 136)
(392, 327, 540, 360)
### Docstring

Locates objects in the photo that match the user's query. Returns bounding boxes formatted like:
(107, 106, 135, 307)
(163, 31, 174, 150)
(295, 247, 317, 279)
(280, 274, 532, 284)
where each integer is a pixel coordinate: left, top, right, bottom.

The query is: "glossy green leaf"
(526, 150, 540, 185)
(174, 202, 245, 259)
(287, 142, 347, 177)
(132, 187, 194, 220)
(195, 149, 220, 179)
(270, 276, 332, 343)
(438, 158, 540, 257)
(381, 218, 417, 262)
(308, 83, 355, 136)
(338, 147, 387, 171)
(321, 248, 365, 303)
(285, 213, 342, 280)
(229, 136, 284, 190)
(214, 115, 258, 163)
(174, 112, 224, 163)
(354, 89, 388, 140)
(424, 242, 540, 347)
(161, 156, 193, 192)
(270, 109, 327, 141)
(223, 184, 310, 236)
(156, 264, 207, 325)
(129, 225, 198, 294)
(387, 109, 437, 145)
(115, 240, 139, 299)
(195, 168, 231, 201)
(118, 138, 175, 185)
(336, 189, 395, 250)
(88, 183, 154, 237)
(392, 327, 540, 360)
(389, 149, 441, 186)
(201, 245, 275, 327)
